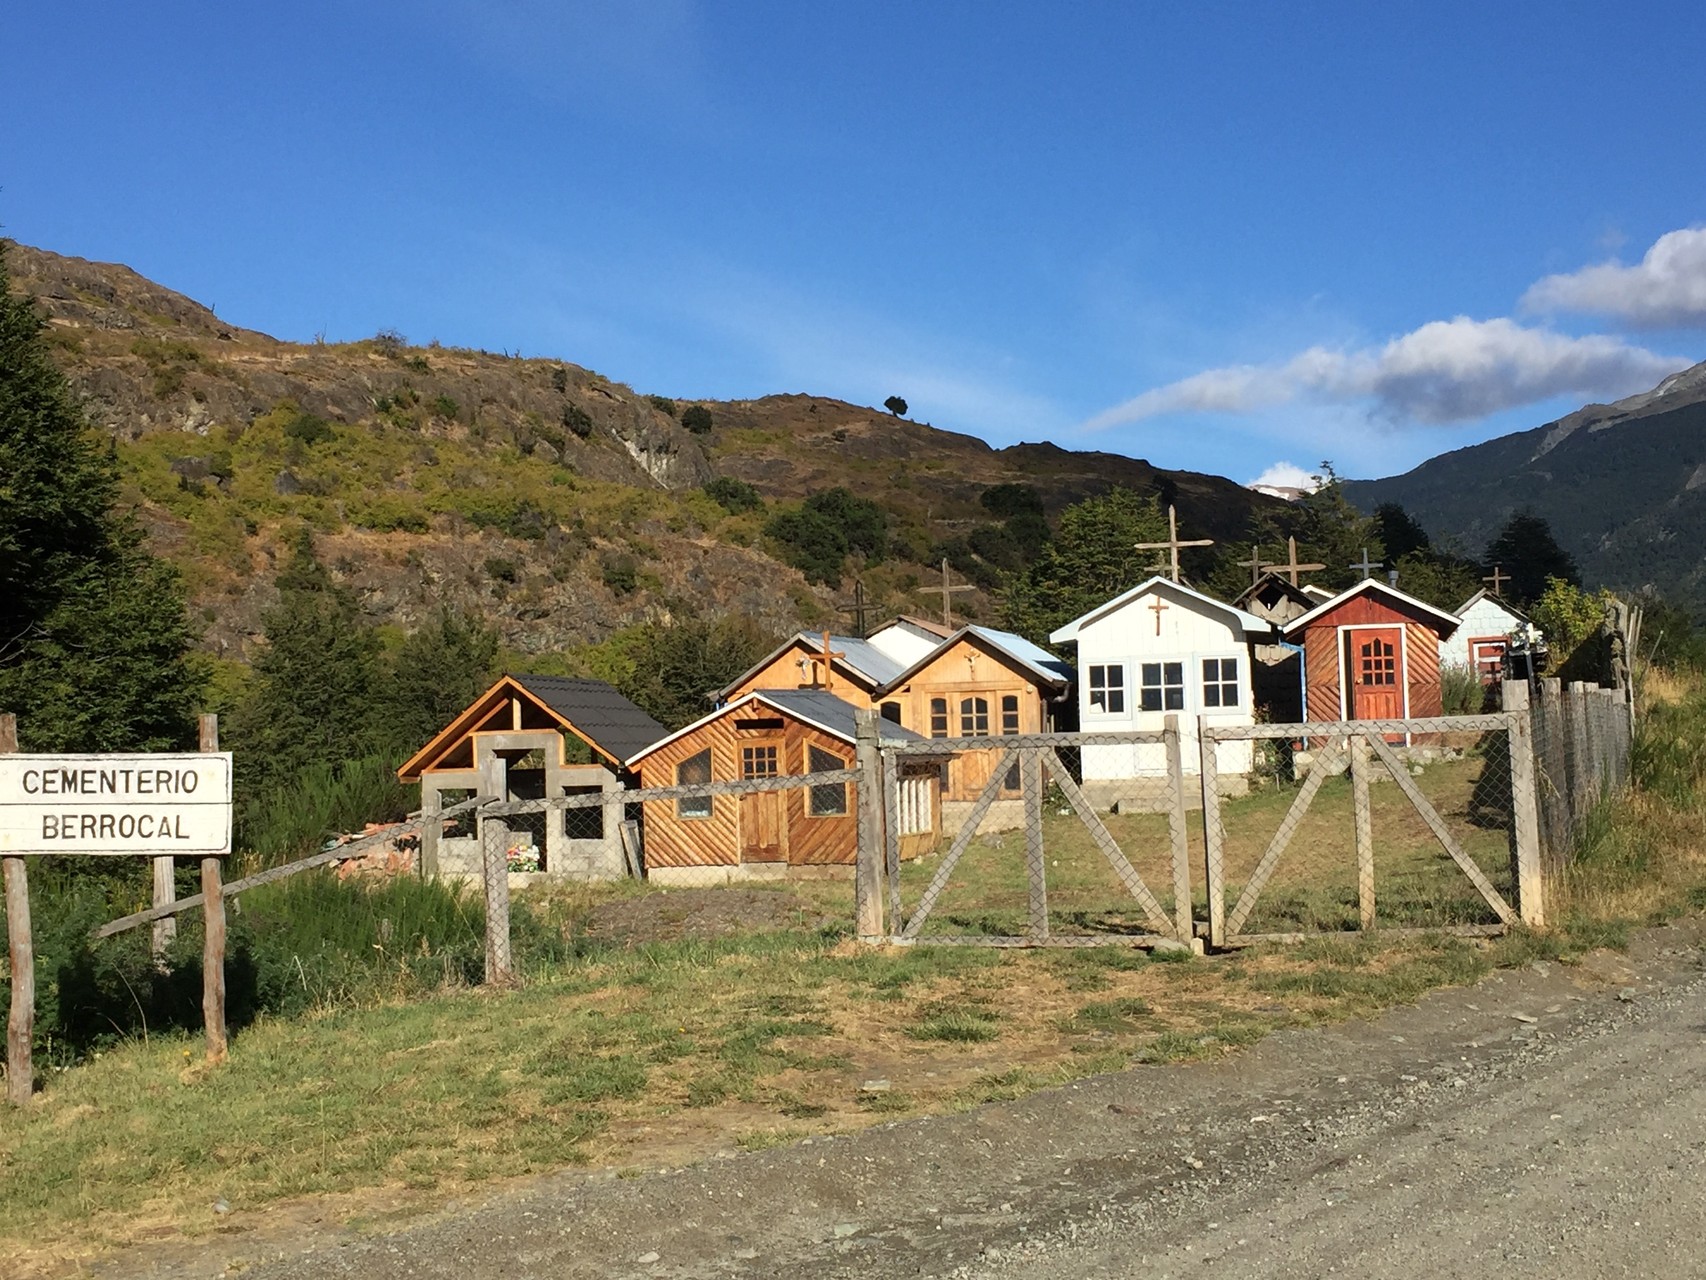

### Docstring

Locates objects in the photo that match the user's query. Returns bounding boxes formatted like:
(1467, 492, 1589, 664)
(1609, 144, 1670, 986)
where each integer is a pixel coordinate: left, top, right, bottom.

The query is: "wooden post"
(853, 711, 886, 942)
(2, 713, 32, 1106)
(151, 856, 177, 961)
(198, 715, 227, 1063)
(1350, 732, 1375, 930)
(1502, 683, 1545, 928)
(1537, 678, 1566, 868)
(478, 749, 512, 984)
(1566, 682, 1591, 834)
(1021, 749, 1048, 941)
(1198, 717, 1226, 949)
(1162, 715, 1193, 941)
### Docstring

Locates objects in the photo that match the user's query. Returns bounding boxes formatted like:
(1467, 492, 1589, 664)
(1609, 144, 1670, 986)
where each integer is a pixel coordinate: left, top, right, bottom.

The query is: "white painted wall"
(1072, 584, 1256, 778)
(1439, 596, 1527, 671)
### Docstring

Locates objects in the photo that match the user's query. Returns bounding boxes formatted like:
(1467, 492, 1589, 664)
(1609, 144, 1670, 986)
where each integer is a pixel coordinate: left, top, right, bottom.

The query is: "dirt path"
(105, 921, 1706, 1280)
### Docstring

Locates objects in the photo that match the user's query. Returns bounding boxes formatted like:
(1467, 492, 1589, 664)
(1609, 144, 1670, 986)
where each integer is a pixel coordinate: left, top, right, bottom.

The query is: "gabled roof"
(876, 623, 1073, 693)
(718, 631, 907, 699)
(1453, 589, 1532, 624)
(1234, 572, 1317, 614)
(1280, 579, 1462, 637)
(397, 673, 668, 780)
(1301, 584, 1335, 601)
(1048, 575, 1269, 644)
(626, 689, 923, 768)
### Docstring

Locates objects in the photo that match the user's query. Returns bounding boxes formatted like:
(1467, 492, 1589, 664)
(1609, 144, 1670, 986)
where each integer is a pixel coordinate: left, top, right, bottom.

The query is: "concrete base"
(645, 862, 800, 886)
(942, 798, 1026, 836)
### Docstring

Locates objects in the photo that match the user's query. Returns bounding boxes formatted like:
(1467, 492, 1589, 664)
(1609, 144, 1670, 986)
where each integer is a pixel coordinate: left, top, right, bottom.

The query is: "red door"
(1346, 628, 1403, 723)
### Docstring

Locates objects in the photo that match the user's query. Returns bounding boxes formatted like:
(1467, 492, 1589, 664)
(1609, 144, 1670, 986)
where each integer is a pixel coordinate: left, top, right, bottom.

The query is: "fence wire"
(882, 736, 1188, 946)
(1203, 719, 1520, 942)
(1530, 679, 1635, 873)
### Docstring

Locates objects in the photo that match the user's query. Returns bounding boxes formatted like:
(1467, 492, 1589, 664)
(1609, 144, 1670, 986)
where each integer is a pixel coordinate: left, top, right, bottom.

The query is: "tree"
(0, 240, 204, 750)
(384, 608, 499, 754)
(1003, 488, 1167, 640)
(764, 487, 888, 585)
(1373, 503, 1432, 562)
(228, 529, 385, 794)
(615, 616, 780, 730)
(883, 395, 908, 418)
(680, 403, 714, 434)
(703, 476, 762, 514)
(1250, 462, 1383, 592)
(1484, 511, 1578, 606)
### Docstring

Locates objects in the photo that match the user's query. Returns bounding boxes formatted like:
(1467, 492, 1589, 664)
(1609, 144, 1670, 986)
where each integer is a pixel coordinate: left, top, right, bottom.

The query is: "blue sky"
(6, 1, 1706, 485)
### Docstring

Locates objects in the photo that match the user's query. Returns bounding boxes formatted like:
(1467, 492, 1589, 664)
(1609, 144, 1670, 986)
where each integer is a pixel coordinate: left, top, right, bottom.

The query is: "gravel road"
(122, 921, 1706, 1280)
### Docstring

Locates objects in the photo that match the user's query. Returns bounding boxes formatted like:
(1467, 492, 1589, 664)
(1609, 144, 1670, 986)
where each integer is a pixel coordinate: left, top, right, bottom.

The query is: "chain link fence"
(1199, 712, 1534, 945)
(1529, 677, 1635, 874)
(877, 729, 1193, 946)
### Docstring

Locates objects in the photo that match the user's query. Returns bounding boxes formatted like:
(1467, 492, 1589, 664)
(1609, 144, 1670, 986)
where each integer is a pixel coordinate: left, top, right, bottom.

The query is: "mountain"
(5, 241, 1283, 662)
(1344, 361, 1706, 615)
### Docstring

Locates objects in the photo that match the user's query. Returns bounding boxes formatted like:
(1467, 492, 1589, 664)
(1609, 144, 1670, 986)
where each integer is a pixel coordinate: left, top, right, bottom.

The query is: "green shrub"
(485, 556, 520, 584)
(283, 409, 336, 447)
(1440, 664, 1486, 716)
(680, 404, 713, 434)
(704, 476, 762, 514)
(647, 394, 678, 418)
(601, 554, 638, 596)
(350, 497, 430, 533)
(562, 404, 593, 439)
(430, 394, 460, 420)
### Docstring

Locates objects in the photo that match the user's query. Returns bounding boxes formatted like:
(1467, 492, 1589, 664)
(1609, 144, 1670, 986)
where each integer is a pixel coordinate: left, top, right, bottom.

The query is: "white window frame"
(1139, 660, 1186, 713)
(1087, 663, 1126, 715)
(1201, 656, 1240, 709)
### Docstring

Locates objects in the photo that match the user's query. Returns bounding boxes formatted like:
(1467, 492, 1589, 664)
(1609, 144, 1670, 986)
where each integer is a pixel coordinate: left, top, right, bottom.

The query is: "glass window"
(807, 744, 848, 816)
(1358, 637, 1397, 686)
(1000, 695, 1020, 734)
(1201, 657, 1240, 708)
(880, 701, 903, 723)
(741, 745, 779, 777)
(930, 697, 949, 738)
(1140, 662, 1185, 712)
(960, 696, 990, 736)
(1088, 664, 1125, 714)
(676, 749, 712, 819)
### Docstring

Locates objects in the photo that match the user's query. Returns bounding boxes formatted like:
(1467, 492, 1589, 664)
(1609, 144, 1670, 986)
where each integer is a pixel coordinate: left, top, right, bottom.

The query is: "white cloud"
(1247, 461, 1319, 491)
(1521, 227, 1706, 328)
(1085, 317, 1686, 431)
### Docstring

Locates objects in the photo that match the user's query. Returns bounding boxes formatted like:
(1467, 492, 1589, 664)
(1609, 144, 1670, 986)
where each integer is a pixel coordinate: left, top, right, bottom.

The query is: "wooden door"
(1346, 628, 1403, 722)
(738, 741, 784, 861)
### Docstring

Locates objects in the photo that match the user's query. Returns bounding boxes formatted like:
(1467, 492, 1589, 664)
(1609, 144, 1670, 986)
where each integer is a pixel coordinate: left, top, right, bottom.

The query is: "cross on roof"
(1134, 505, 1215, 583)
(1238, 546, 1278, 586)
(1279, 536, 1327, 587)
(1483, 565, 1510, 596)
(1349, 548, 1381, 580)
(805, 630, 847, 691)
(836, 580, 876, 639)
(1148, 594, 1170, 636)
(918, 557, 975, 630)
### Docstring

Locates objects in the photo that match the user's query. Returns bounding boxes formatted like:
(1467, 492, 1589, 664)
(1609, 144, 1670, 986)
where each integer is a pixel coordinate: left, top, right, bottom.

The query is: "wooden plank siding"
(725, 644, 881, 707)
(634, 710, 866, 868)
(1299, 594, 1453, 736)
(878, 637, 1057, 803)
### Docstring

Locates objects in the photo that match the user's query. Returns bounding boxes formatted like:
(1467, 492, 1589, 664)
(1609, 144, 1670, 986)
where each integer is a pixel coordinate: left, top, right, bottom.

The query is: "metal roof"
(1048, 575, 1270, 644)
(626, 689, 922, 766)
(511, 674, 669, 764)
(960, 626, 1074, 685)
(717, 631, 906, 699)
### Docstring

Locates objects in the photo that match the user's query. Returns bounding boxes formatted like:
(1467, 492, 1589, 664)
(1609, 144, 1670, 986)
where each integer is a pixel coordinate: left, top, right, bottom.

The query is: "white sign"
(0, 754, 233, 855)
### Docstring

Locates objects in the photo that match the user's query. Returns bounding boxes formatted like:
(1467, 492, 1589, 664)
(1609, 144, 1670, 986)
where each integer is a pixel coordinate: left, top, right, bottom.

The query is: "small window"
(1201, 657, 1240, 709)
(436, 788, 477, 840)
(1140, 662, 1185, 712)
(960, 696, 990, 736)
(807, 744, 848, 816)
(930, 697, 949, 738)
(562, 785, 605, 840)
(741, 745, 779, 778)
(880, 701, 903, 724)
(1089, 664, 1125, 714)
(676, 749, 712, 819)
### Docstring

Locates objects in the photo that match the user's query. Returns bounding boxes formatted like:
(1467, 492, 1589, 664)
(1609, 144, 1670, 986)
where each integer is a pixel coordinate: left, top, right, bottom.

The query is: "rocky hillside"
(8, 241, 1282, 661)
(1344, 360, 1706, 616)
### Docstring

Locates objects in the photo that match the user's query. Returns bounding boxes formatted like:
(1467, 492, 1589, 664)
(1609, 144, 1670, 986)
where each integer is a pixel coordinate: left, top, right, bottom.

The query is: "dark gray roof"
(511, 674, 669, 764)
(752, 689, 926, 746)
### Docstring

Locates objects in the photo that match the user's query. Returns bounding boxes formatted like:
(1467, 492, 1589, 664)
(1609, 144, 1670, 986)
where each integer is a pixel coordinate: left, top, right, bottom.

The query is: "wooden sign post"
(920, 558, 975, 631)
(1135, 505, 1214, 583)
(0, 713, 234, 1103)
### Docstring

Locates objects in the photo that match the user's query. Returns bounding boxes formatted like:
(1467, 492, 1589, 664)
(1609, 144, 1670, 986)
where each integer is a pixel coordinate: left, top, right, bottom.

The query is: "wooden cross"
(1148, 595, 1170, 636)
(919, 557, 975, 630)
(1238, 546, 1278, 585)
(1278, 536, 1326, 587)
(836, 580, 876, 639)
(1134, 505, 1215, 583)
(1349, 547, 1381, 580)
(1483, 565, 1510, 596)
(805, 630, 846, 690)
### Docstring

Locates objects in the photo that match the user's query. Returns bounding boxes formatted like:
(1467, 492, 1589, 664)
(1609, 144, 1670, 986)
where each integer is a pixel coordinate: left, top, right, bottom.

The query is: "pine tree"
(1484, 511, 1578, 606)
(0, 240, 203, 749)
(385, 607, 500, 753)
(1002, 488, 1167, 641)
(229, 529, 384, 793)
(1252, 462, 1384, 592)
